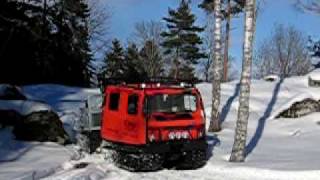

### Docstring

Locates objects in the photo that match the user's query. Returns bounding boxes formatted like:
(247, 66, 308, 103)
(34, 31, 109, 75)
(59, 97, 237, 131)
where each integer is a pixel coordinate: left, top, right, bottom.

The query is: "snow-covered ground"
(1, 71, 320, 180)
(0, 128, 77, 180)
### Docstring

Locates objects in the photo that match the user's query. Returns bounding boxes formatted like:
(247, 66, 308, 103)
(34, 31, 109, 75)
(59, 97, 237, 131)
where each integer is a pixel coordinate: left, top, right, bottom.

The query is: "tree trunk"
(208, 0, 223, 132)
(223, 0, 231, 82)
(230, 0, 256, 162)
(42, 0, 47, 34)
(174, 58, 179, 80)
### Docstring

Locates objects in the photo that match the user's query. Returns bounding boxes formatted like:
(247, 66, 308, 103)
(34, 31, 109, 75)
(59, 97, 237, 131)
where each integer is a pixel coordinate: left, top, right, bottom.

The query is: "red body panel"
(101, 86, 146, 145)
(101, 85, 206, 145)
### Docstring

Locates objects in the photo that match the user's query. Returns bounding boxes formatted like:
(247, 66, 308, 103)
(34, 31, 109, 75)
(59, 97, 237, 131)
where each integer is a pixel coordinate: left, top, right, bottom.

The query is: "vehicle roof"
(105, 84, 199, 95)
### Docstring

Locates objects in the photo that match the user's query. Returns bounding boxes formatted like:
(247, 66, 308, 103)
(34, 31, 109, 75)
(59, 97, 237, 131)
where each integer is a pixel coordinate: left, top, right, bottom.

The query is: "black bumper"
(103, 139, 208, 154)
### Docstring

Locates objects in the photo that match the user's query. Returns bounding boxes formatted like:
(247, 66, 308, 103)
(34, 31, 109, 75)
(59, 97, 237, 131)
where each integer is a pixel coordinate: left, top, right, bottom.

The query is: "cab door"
(101, 87, 125, 142)
(122, 90, 146, 145)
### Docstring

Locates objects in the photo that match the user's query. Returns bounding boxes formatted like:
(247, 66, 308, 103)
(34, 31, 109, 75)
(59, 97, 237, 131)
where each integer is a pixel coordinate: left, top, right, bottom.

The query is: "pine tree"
(161, 0, 206, 79)
(0, 0, 54, 84)
(52, 0, 92, 86)
(309, 38, 320, 55)
(102, 39, 126, 79)
(230, 0, 256, 162)
(0, 0, 92, 86)
(140, 40, 164, 78)
(310, 39, 320, 68)
(125, 43, 146, 81)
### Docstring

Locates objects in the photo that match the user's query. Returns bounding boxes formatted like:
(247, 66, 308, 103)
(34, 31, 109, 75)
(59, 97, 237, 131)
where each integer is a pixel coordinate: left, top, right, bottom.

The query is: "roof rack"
(98, 76, 200, 90)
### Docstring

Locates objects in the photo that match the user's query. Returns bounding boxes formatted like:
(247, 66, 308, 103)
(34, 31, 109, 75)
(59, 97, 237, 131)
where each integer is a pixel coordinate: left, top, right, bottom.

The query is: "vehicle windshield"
(145, 93, 197, 114)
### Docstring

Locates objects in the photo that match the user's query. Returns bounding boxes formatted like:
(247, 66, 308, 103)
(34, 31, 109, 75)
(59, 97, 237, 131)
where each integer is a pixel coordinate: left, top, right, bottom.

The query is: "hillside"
(1, 71, 320, 179)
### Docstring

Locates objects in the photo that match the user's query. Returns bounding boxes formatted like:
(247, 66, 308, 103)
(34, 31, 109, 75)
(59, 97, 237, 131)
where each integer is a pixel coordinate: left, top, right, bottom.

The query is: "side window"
(109, 93, 120, 111)
(128, 94, 139, 115)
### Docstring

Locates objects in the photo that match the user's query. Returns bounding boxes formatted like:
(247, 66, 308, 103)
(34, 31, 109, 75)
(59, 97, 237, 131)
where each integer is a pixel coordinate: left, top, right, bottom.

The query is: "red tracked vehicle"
(100, 79, 207, 171)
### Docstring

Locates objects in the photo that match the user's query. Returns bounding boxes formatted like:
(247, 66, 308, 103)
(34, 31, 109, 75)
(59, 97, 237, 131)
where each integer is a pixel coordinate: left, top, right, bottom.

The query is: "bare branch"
(295, 0, 320, 15)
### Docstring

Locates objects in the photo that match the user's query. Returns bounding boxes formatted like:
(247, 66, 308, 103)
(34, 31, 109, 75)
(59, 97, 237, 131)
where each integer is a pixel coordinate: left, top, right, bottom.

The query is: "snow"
(308, 68, 320, 81)
(0, 128, 76, 180)
(1, 71, 320, 179)
(0, 100, 52, 116)
(0, 84, 52, 115)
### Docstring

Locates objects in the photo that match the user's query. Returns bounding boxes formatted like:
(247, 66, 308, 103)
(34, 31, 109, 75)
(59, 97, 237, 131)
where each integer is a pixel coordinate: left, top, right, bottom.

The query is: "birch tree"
(200, 0, 245, 82)
(230, 0, 256, 162)
(208, 0, 223, 132)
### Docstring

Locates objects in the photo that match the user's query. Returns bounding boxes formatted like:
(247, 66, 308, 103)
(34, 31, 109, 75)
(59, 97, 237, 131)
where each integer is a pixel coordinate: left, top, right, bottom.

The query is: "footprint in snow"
(291, 129, 302, 137)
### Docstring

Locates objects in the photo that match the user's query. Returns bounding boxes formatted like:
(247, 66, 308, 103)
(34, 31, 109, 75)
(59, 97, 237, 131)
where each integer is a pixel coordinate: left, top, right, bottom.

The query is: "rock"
(263, 75, 279, 82)
(276, 99, 320, 118)
(309, 77, 320, 87)
(13, 111, 70, 145)
(0, 110, 22, 127)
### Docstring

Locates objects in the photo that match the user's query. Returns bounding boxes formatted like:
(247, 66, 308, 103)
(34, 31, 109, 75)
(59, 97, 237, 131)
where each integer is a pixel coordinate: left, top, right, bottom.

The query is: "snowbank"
(0, 128, 76, 180)
(22, 84, 100, 140)
(0, 100, 52, 116)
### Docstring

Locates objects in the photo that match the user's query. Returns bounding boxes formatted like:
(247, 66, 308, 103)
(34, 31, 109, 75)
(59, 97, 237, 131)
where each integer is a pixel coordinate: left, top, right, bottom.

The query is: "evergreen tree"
(0, 0, 92, 86)
(125, 43, 146, 81)
(312, 41, 320, 57)
(0, 0, 52, 85)
(52, 0, 92, 86)
(140, 40, 164, 78)
(102, 39, 126, 79)
(309, 38, 320, 68)
(161, 0, 206, 79)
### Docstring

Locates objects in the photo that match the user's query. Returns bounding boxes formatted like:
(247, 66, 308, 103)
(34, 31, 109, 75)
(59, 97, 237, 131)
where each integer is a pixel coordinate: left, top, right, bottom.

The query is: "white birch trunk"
(208, 0, 223, 132)
(230, 0, 256, 162)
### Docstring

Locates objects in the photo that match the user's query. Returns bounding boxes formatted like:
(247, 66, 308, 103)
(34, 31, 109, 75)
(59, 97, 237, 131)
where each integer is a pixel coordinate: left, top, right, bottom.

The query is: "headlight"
(168, 132, 175, 140)
(149, 134, 155, 142)
(175, 132, 181, 139)
(168, 131, 190, 140)
(181, 131, 189, 139)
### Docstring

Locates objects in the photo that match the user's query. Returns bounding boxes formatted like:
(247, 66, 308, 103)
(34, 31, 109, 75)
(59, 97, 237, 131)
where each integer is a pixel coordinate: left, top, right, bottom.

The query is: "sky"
(106, 0, 320, 67)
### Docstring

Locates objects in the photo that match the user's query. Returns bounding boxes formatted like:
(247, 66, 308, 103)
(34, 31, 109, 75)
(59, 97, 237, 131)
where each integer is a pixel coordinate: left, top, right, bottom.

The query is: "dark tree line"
(101, 0, 205, 82)
(100, 39, 164, 82)
(0, 0, 92, 86)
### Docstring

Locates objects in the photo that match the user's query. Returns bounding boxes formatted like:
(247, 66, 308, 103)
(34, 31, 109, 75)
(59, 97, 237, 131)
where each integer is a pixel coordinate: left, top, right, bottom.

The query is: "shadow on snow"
(245, 79, 284, 157)
(206, 134, 221, 160)
(220, 83, 241, 124)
